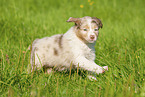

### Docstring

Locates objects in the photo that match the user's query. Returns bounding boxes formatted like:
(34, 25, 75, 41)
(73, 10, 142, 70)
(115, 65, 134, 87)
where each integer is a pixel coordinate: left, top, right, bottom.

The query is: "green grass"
(0, 0, 145, 96)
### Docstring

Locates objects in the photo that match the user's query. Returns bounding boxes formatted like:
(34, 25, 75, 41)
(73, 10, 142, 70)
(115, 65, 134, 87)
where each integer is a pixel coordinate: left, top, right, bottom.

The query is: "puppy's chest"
(82, 46, 96, 61)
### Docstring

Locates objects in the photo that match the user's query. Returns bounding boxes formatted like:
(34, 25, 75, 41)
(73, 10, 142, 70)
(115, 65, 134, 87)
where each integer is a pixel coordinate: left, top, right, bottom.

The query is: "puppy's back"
(31, 34, 73, 71)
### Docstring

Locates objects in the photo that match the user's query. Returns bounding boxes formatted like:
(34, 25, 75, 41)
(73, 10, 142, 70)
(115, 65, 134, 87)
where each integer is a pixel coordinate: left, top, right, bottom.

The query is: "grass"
(0, 0, 145, 96)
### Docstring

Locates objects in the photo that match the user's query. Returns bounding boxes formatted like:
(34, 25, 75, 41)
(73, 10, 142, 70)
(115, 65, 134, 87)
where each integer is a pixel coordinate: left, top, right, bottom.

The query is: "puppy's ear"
(92, 17, 103, 29)
(67, 17, 81, 27)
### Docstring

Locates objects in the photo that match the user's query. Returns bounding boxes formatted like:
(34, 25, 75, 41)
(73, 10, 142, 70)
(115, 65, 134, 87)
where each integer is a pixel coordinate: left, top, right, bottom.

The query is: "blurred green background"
(0, 0, 145, 96)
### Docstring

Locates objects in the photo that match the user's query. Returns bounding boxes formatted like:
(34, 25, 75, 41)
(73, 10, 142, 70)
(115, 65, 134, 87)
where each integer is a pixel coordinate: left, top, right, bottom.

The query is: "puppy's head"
(67, 16, 103, 43)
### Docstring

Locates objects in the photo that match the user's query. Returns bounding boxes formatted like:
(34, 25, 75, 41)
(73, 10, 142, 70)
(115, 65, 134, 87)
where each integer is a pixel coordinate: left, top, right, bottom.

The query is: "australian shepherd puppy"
(30, 16, 108, 80)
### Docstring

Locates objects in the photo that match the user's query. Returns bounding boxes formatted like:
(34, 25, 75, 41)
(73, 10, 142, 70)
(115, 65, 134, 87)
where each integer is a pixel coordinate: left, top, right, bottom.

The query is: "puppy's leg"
(87, 75, 97, 81)
(31, 52, 43, 72)
(87, 66, 108, 81)
(46, 68, 53, 74)
(43, 65, 53, 74)
(75, 57, 108, 74)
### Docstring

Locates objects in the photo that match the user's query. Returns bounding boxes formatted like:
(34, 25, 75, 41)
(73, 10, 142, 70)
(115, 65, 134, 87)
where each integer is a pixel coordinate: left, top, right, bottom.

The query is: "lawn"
(0, 0, 145, 96)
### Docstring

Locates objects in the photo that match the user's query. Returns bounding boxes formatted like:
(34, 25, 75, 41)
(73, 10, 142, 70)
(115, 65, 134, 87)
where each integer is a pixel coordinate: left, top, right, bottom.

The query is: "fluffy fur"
(30, 16, 108, 79)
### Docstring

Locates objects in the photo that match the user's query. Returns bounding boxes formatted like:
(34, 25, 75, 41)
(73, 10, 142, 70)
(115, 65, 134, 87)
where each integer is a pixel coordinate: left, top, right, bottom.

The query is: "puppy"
(30, 16, 108, 80)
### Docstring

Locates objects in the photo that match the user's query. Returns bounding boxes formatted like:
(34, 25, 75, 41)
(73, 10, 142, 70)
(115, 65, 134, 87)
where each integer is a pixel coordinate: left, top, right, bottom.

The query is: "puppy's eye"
(83, 29, 87, 31)
(94, 29, 98, 31)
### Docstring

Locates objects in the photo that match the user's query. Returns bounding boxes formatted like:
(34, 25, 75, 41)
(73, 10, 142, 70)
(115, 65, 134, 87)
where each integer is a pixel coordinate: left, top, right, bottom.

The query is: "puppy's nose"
(90, 35, 95, 40)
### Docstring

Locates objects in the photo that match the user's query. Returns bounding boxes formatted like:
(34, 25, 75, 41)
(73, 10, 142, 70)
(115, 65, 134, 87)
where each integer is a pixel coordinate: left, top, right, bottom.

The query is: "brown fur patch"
(76, 31, 87, 42)
(91, 17, 103, 29)
(83, 25, 89, 29)
(75, 25, 88, 43)
(58, 35, 63, 49)
(54, 48, 58, 56)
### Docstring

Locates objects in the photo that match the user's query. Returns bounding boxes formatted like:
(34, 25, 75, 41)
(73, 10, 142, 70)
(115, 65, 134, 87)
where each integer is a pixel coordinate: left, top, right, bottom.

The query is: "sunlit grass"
(0, 0, 145, 96)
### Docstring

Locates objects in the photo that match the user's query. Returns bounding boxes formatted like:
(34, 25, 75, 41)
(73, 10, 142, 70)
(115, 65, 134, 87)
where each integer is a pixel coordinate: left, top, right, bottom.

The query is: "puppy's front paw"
(103, 66, 108, 71)
(96, 66, 108, 74)
(96, 68, 105, 74)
